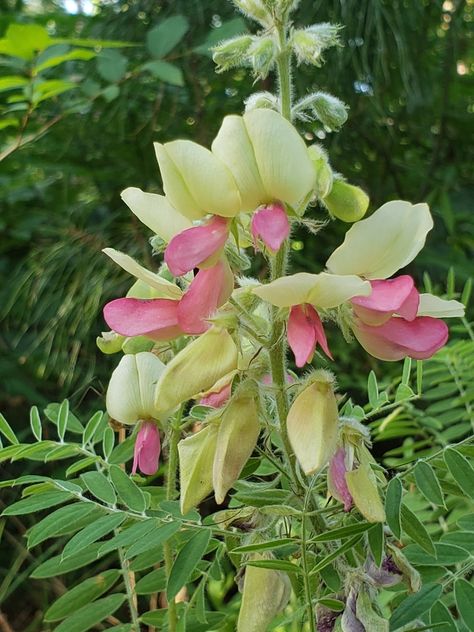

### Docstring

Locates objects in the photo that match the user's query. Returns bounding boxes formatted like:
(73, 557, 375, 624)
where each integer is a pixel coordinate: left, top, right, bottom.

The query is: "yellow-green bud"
(237, 557, 291, 632)
(323, 179, 369, 223)
(121, 336, 154, 354)
(287, 372, 339, 475)
(345, 460, 385, 523)
(308, 144, 334, 199)
(96, 331, 125, 355)
(248, 36, 276, 79)
(311, 92, 348, 131)
(154, 327, 238, 415)
(212, 35, 253, 73)
(213, 390, 261, 504)
(178, 424, 218, 515)
(106, 352, 166, 425)
(292, 24, 341, 66)
(233, 0, 271, 27)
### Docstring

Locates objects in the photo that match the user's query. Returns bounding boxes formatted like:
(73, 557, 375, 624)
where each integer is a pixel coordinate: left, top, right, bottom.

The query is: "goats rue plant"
(2, 1, 473, 631)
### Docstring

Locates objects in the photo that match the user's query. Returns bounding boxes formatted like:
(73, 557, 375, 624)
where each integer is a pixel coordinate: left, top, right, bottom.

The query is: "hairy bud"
(244, 91, 280, 113)
(292, 23, 341, 66)
(248, 36, 277, 79)
(212, 35, 253, 73)
(233, 0, 272, 26)
(311, 92, 348, 131)
(308, 144, 334, 199)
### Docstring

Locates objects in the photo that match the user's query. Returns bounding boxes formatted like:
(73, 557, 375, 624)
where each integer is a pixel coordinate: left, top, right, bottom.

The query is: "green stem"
(118, 545, 140, 631)
(164, 418, 181, 632)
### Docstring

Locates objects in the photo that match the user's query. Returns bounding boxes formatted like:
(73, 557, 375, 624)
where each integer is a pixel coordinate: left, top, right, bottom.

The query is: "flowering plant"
(2, 1, 473, 631)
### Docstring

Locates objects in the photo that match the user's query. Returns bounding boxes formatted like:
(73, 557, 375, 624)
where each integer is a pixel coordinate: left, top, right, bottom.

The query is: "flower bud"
(287, 372, 339, 475)
(354, 587, 389, 630)
(292, 24, 341, 66)
(178, 424, 218, 514)
(132, 421, 161, 475)
(106, 352, 166, 425)
(327, 447, 353, 511)
(307, 144, 333, 199)
(386, 543, 421, 593)
(251, 203, 290, 253)
(237, 557, 291, 632)
(310, 92, 348, 131)
(247, 36, 277, 79)
(212, 35, 253, 73)
(232, 0, 271, 26)
(213, 390, 261, 504)
(96, 330, 125, 355)
(323, 179, 369, 223)
(365, 555, 402, 588)
(154, 327, 238, 415)
(121, 336, 154, 354)
(244, 91, 279, 113)
(345, 460, 385, 523)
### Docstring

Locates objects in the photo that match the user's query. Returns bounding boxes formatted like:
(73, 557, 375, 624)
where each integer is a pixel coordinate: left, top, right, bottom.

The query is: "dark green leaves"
(390, 583, 442, 630)
(124, 522, 181, 560)
(444, 448, 474, 499)
(454, 579, 474, 630)
(0, 412, 18, 445)
(62, 512, 126, 559)
(400, 504, 435, 555)
(385, 478, 402, 539)
(82, 471, 116, 505)
(109, 465, 146, 513)
(414, 461, 444, 506)
(146, 16, 189, 58)
(167, 530, 211, 600)
(3, 490, 72, 516)
(53, 594, 126, 632)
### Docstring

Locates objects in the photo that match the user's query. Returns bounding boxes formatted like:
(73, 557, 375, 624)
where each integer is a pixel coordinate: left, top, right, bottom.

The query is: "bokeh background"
(0, 0, 473, 629)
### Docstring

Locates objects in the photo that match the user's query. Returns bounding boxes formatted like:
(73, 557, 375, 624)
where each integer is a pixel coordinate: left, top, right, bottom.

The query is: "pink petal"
(288, 304, 332, 368)
(352, 276, 419, 326)
(251, 203, 290, 253)
(132, 421, 161, 475)
(328, 448, 353, 511)
(177, 259, 234, 335)
(164, 216, 229, 277)
(354, 316, 449, 361)
(104, 297, 182, 340)
(200, 382, 232, 407)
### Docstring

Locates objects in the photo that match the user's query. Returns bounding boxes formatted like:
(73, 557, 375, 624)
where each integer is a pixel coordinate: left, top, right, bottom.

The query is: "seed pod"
(154, 327, 238, 415)
(287, 373, 339, 475)
(178, 424, 218, 515)
(213, 391, 261, 504)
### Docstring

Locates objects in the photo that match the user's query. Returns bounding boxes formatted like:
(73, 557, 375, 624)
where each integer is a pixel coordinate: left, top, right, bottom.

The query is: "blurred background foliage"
(0, 0, 474, 630)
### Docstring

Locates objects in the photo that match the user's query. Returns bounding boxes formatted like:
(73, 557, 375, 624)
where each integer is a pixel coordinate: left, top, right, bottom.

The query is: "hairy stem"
(164, 418, 181, 632)
(118, 546, 140, 631)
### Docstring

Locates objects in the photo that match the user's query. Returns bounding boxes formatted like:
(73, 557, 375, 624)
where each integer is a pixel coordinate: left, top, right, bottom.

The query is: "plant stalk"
(164, 419, 181, 632)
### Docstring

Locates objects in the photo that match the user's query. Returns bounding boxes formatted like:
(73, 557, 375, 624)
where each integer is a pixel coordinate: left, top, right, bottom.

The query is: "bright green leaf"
(167, 530, 211, 600)
(54, 593, 126, 632)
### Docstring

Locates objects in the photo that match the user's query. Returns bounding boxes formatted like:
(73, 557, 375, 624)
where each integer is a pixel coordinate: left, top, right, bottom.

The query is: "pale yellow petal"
(326, 201, 434, 279)
(162, 140, 242, 217)
(121, 187, 191, 241)
(243, 108, 315, 208)
(252, 272, 370, 308)
(179, 424, 218, 515)
(418, 293, 465, 318)
(211, 114, 267, 212)
(154, 142, 205, 220)
(103, 248, 182, 299)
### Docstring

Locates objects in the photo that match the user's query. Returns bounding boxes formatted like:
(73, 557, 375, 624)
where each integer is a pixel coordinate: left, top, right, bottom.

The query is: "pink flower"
(327, 447, 353, 512)
(164, 216, 229, 277)
(177, 259, 234, 334)
(132, 421, 161, 475)
(251, 203, 290, 253)
(103, 260, 233, 340)
(104, 298, 183, 340)
(351, 275, 419, 326)
(353, 315, 449, 361)
(287, 304, 333, 368)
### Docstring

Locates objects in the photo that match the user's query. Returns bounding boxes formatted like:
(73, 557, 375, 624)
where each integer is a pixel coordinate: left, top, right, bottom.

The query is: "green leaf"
(310, 534, 363, 575)
(444, 448, 474, 499)
(309, 522, 372, 543)
(414, 461, 444, 506)
(402, 357, 412, 385)
(454, 579, 474, 630)
(440, 530, 474, 552)
(245, 559, 302, 574)
(31, 542, 106, 578)
(0, 24, 51, 60)
(430, 601, 458, 632)
(82, 471, 117, 505)
(167, 530, 211, 600)
(54, 594, 126, 632)
(66, 456, 99, 477)
(0, 76, 28, 93)
(232, 538, 296, 554)
(368, 522, 384, 566)
(0, 412, 19, 444)
(109, 465, 146, 513)
(317, 598, 345, 612)
(146, 16, 189, 58)
(36, 48, 96, 72)
(125, 521, 181, 559)
(389, 583, 442, 630)
(29, 406, 42, 441)
(385, 478, 402, 539)
(102, 427, 115, 460)
(27, 503, 100, 547)
(395, 383, 415, 402)
(400, 504, 435, 555)
(3, 490, 71, 515)
(83, 411, 104, 445)
(57, 399, 69, 442)
(141, 60, 184, 86)
(404, 543, 469, 566)
(33, 78, 77, 103)
(44, 570, 120, 621)
(457, 513, 474, 531)
(135, 567, 167, 594)
(99, 519, 158, 555)
(97, 50, 128, 83)
(368, 370, 379, 408)
(45, 402, 84, 434)
(62, 512, 126, 559)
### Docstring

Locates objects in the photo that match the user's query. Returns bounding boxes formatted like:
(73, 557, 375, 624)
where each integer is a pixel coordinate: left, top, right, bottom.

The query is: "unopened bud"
(97, 330, 125, 355)
(244, 91, 280, 113)
(355, 587, 389, 630)
(178, 423, 218, 514)
(323, 179, 369, 223)
(212, 35, 253, 73)
(311, 92, 348, 131)
(213, 389, 261, 504)
(154, 327, 238, 415)
(248, 36, 277, 79)
(233, 0, 271, 26)
(365, 555, 402, 588)
(345, 460, 385, 523)
(292, 24, 340, 66)
(106, 352, 166, 425)
(308, 144, 333, 199)
(287, 372, 339, 475)
(237, 556, 291, 632)
(386, 543, 421, 593)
